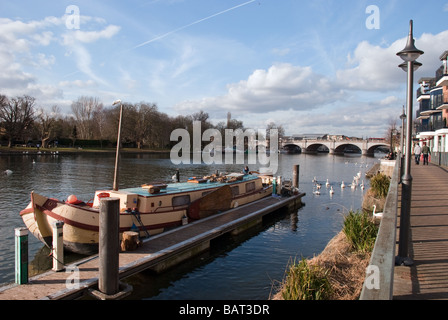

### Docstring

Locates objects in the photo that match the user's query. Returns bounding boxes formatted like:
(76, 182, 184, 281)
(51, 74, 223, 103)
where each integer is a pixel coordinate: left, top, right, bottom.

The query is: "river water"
(0, 151, 381, 299)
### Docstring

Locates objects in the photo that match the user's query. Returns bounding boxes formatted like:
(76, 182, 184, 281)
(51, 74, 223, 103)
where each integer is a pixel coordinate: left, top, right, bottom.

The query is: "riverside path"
(393, 163, 448, 300)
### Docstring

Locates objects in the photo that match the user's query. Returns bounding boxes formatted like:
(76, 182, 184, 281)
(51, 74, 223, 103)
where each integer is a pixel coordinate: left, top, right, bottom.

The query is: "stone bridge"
(281, 138, 389, 155)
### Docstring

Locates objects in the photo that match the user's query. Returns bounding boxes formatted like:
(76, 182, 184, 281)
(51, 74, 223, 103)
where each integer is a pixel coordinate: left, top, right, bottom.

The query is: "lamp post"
(113, 99, 122, 191)
(396, 20, 424, 266)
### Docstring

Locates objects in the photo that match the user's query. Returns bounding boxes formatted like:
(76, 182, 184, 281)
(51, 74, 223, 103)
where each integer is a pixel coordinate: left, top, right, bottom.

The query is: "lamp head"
(398, 61, 422, 72)
(396, 20, 424, 62)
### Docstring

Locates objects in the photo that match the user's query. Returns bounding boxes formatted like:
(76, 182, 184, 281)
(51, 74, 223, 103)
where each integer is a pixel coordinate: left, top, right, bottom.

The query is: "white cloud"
(336, 30, 448, 91)
(63, 25, 121, 44)
(175, 63, 344, 115)
(0, 14, 120, 106)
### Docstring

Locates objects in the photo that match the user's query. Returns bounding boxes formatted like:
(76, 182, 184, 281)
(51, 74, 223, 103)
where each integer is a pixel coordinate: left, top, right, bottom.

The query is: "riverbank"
(0, 146, 171, 155)
(271, 230, 371, 300)
(272, 162, 390, 300)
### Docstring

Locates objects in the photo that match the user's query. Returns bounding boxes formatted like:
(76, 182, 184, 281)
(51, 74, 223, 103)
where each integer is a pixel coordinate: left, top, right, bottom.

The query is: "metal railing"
(360, 158, 400, 300)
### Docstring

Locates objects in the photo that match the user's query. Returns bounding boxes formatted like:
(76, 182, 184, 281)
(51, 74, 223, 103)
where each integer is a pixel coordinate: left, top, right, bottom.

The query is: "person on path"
(422, 142, 431, 165)
(414, 143, 421, 165)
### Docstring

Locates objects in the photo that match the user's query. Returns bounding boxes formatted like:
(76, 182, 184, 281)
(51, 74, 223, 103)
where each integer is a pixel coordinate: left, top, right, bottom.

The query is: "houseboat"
(20, 172, 273, 255)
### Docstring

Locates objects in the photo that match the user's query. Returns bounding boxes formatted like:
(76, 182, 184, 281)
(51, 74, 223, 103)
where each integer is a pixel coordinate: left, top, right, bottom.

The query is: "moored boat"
(20, 173, 273, 255)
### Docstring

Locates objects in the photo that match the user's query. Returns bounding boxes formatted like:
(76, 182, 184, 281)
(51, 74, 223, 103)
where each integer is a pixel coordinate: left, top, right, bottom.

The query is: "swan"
(341, 181, 345, 188)
(312, 176, 317, 183)
(313, 187, 321, 195)
(325, 179, 330, 188)
(360, 180, 365, 190)
(4, 169, 13, 175)
(315, 183, 322, 190)
(373, 205, 383, 218)
(329, 186, 334, 195)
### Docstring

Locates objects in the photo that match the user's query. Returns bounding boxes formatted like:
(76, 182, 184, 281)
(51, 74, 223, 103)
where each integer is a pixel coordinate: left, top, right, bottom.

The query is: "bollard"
(15, 227, 28, 284)
(52, 221, 65, 271)
(98, 197, 120, 296)
(293, 165, 299, 188)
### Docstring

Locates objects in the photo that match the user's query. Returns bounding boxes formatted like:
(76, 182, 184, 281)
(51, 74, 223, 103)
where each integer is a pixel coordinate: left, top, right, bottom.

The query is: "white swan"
(329, 186, 334, 195)
(4, 169, 13, 175)
(373, 205, 383, 218)
(325, 179, 330, 188)
(341, 181, 345, 188)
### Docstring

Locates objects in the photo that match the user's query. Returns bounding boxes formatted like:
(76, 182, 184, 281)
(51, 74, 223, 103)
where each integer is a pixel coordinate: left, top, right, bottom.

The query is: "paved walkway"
(393, 163, 448, 300)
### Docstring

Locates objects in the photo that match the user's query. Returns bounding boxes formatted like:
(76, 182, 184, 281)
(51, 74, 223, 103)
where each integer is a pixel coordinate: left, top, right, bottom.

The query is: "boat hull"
(20, 174, 273, 255)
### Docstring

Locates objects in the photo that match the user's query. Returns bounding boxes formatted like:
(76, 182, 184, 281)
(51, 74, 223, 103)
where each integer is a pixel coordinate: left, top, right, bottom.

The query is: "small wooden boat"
(20, 173, 273, 255)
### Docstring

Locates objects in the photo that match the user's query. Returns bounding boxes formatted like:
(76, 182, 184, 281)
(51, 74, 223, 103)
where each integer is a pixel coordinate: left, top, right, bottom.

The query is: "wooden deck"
(393, 164, 448, 300)
(0, 193, 304, 300)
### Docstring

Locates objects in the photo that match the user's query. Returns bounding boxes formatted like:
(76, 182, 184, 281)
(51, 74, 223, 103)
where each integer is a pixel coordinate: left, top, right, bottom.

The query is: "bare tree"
(71, 96, 103, 139)
(0, 95, 35, 147)
(35, 105, 60, 148)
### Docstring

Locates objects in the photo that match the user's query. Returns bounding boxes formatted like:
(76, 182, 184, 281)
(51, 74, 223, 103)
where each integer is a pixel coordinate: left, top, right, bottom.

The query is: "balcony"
(436, 74, 448, 87)
(436, 92, 448, 110)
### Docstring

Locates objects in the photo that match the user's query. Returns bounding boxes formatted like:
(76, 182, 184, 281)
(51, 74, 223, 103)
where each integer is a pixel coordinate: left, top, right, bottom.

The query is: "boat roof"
(119, 174, 260, 197)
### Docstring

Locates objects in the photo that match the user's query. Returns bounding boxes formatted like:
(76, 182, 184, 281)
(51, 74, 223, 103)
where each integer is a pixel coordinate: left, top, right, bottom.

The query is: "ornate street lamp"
(396, 20, 424, 266)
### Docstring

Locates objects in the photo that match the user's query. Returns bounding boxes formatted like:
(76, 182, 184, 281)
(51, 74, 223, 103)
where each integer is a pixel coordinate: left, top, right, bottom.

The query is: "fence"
(359, 158, 400, 300)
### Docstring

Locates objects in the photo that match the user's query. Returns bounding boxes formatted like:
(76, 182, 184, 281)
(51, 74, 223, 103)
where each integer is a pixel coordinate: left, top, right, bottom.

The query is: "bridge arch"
(283, 144, 301, 153)
(334, 143, 362, 154)
(305, 143, 330, 153)
(365, 144, 390, 155)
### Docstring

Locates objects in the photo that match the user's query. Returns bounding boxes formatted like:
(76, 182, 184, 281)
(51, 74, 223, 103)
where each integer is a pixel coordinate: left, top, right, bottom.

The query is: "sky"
(1, 0, 448, 138)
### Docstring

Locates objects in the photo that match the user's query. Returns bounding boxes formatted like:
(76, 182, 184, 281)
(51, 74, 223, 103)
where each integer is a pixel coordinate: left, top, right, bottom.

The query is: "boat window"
(245, 182, 255, 193)
(172, 195, 190, 207)
(231, 186, 239, 197)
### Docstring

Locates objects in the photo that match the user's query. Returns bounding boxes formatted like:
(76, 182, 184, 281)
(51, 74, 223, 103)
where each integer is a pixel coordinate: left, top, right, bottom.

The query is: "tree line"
(0, 94, 284, 150)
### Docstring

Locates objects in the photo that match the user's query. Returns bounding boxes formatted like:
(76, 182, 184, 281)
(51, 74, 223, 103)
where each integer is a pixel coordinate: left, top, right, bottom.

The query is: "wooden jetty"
(0, 193, 304, 300)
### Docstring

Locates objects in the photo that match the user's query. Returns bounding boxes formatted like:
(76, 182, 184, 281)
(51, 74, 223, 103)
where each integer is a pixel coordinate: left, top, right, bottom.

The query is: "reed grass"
(281, 258, 332, 300)
(369, 173, 390, 198)
(343, 210, 378, 253)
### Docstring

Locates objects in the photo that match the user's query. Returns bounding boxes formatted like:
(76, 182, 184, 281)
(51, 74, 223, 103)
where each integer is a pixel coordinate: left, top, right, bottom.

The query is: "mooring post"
(52, 221, 64, 271)
(99, 197, 120, 296)
(293, 165, 299, 188)
(15, 227, 28, 284)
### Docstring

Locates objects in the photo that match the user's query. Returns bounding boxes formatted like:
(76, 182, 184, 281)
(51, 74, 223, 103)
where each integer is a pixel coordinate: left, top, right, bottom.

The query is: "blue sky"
(1, 0, 448, 137)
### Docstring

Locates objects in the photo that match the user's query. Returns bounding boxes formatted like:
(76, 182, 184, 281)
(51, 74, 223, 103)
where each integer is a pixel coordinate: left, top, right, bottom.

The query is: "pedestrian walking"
(422, 142, 431, 165)
(414, 143, 421, 165)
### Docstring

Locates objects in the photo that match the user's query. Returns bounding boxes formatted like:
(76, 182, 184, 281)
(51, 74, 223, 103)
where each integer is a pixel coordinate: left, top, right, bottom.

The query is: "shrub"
(369, 173, 390, 198)
(281, 258, 332, 300)
(343, 210, 378, 253)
